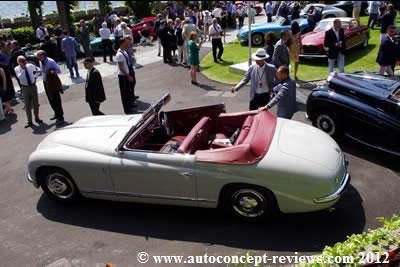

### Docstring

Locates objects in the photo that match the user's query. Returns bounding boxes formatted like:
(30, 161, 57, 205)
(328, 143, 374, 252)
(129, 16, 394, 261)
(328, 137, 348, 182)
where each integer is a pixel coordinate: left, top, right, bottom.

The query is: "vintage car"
(90, 34, 115, 55)
(130, 16, 158, 42)
(332, 1, 369, 17)
(238, 16, 309, 46)
(27, 94, 350, 221)
(301, 17, 369, 58)
(300, 4, 348, 19)
(307, 72, 400, 157)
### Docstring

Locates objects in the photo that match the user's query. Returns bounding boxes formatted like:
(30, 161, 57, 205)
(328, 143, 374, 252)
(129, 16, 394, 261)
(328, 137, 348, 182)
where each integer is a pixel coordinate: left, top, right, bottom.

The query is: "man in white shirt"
(36, 21, 49, 41)
(116, 37, 137, 114)
(212, 4, 223, 24)
(209, 18, 224, 63)
(99, 22, 113, 63)
(14, 56, 42, 127)
(114, 19, 123, 49)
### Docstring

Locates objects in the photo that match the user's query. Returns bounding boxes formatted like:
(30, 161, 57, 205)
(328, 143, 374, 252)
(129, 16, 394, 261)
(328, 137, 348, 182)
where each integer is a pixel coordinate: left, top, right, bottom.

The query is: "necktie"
(25, 67, 32, 86)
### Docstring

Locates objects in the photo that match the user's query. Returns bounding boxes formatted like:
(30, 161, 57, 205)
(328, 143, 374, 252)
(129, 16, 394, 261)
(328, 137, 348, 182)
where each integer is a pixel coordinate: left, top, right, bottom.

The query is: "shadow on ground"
(341, 139, 400, 173)
(37, 185, 365, 252)
(0, 114, 18, 134)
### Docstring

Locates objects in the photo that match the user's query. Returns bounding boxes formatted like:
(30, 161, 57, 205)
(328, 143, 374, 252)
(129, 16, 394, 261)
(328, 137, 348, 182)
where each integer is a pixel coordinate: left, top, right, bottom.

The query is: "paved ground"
(1, 16, 400, 267)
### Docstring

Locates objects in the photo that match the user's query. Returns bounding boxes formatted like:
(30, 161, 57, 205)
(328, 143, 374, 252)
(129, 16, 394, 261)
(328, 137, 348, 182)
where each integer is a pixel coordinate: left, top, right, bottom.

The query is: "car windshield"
(315, 21, 350, 31)
(315, 21, 333, 31)
(392, 87, 400, 102)
(273, 16, 286, 25)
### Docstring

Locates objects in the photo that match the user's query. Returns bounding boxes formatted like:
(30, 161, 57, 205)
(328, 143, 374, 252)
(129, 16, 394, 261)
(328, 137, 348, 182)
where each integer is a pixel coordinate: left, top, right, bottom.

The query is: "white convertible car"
(27, 94, 350, 220)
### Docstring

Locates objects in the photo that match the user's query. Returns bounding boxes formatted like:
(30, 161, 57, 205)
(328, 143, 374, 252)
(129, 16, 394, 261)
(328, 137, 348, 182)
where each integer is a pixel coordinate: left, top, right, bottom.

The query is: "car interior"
(123, 108, 277, 164)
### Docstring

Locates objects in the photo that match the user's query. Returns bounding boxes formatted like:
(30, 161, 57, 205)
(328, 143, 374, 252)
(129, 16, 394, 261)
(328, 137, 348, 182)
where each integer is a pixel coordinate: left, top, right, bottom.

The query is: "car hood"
(276, 119, 342, 171)
(302, 30, 325, 45)
(36, 115, 142, 154)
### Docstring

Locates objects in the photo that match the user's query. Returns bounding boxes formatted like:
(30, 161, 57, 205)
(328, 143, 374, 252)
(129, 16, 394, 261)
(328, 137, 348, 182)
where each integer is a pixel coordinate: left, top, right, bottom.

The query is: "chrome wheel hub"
(232, 189, 265, 218)
(316, 114, 335, 136)
(46, 173, 74, 199)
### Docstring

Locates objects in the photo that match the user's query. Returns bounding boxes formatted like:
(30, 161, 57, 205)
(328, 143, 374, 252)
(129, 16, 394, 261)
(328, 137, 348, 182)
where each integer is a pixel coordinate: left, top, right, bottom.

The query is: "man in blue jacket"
(376, 25, 397, 76)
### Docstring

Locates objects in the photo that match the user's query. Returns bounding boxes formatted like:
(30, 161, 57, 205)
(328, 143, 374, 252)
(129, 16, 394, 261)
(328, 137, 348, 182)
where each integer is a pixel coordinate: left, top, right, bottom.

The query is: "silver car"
(27, 94, 350, 221)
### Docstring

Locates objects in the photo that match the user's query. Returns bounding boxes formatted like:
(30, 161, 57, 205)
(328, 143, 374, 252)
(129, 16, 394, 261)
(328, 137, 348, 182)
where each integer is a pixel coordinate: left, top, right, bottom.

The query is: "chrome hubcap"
(316, 114, 335, 136)
(253, 35, 262, 45)
(232, 189, 265, 218)
(46, 173, 74, 199)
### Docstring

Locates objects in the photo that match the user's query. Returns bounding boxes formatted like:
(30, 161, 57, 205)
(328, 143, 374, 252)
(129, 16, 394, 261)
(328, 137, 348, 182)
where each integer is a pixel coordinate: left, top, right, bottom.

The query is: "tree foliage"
(98, 1, 112, 16)
(125, 1, 153, 18)
(27, 1, 43, 31)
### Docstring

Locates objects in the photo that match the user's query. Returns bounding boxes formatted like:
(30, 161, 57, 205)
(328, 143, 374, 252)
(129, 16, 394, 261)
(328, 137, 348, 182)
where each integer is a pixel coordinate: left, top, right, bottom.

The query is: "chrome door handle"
(179, 171, 193, 178)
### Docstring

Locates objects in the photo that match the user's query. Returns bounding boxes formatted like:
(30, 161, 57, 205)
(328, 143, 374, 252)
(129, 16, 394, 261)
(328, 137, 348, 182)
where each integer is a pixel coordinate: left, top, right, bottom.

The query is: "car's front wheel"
(222, 185, 277, 221)
(313, 112, 342, 138)
(251, 33, 264, 46)
(40, 168, 81, 204)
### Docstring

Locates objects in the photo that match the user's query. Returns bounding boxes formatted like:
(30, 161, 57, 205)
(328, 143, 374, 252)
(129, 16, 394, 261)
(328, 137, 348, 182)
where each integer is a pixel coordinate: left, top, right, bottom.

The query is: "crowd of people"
(0, 1, 399, 127)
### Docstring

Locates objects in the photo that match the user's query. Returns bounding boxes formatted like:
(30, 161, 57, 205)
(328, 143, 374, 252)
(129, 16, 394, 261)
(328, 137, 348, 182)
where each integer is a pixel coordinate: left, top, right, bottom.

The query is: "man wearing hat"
(231, 48, 276, 110)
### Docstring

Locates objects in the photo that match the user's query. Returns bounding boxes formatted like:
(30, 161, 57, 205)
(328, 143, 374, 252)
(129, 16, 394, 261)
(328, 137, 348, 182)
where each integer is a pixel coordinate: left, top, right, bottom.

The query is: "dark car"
(306, 72, 400, 157)
(332, 1, 369, 16)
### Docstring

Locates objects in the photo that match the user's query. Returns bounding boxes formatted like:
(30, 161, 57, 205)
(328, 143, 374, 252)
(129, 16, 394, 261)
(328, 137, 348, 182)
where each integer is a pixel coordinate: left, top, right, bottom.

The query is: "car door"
(374, 100, 400, 155)
(350, 19, 363, 46)
(109, 150, 198, 205)
(343, 21, 357, 49)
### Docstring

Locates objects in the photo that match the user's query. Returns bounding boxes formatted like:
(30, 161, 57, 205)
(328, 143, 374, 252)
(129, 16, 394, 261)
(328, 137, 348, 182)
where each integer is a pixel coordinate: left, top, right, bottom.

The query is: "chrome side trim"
(81, 190, 216, 203)
(26, 172, 39, 188)
(313, 172, 350, 204)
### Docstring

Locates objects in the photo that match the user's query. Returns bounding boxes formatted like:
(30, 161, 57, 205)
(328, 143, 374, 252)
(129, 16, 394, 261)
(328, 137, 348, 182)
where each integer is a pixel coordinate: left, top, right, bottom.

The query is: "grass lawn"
(201, 16, 400, 84)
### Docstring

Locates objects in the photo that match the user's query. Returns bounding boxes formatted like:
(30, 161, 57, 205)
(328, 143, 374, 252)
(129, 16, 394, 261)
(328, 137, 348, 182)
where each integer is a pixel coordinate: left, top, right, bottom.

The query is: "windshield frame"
(116, 93, 171, 152)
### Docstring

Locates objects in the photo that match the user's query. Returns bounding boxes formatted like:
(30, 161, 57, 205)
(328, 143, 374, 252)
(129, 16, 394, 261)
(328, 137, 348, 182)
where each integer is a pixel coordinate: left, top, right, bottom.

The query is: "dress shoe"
(50, 116, 57, 121)
(35, 119, 43, 124)
(24, 122, 34, 128)
(134, 95, 140, 100)
(56, 119, 65, 126)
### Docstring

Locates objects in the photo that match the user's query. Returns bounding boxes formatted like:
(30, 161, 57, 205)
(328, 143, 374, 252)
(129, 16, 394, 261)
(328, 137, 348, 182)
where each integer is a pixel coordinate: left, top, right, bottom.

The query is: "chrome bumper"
(300, 54, 328, 59)
(313, 172, 351, 204)
(26, 172, 39, 188)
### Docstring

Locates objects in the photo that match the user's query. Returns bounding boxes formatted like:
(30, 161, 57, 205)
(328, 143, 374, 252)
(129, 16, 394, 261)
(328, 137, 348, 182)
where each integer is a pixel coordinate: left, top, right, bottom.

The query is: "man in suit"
(83, 57, 106, 115)
(376, 25, 397, 76)
(259, 66, 297, 119)
(272, 30, 290, 68)
(37, 50, 65, 125)
(231, 48, 276, 110)
(324, 19, 346, 74)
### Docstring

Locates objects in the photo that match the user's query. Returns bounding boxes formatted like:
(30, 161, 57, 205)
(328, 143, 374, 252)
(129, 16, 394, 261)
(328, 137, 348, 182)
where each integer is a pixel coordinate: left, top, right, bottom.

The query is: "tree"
(125, 1, 152, 18)
(98, 1, 112, 16)
(56, 1, 78, 34)
(28, 1, 43, 31)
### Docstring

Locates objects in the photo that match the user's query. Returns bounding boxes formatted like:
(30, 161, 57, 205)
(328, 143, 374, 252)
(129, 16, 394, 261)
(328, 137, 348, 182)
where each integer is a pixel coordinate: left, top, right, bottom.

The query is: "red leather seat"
(177, 117, 212, 154)
(195, 111, 277, 164)
(234, 115, 254, 145)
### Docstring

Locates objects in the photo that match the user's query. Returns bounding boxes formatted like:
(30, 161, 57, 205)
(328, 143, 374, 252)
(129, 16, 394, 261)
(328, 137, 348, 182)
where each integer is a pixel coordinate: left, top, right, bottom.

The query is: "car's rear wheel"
(313, 112, 342, 138)
(40, 168, 81, 204)
(221, 185, 277, 221)
(251, 33, 264, 47)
